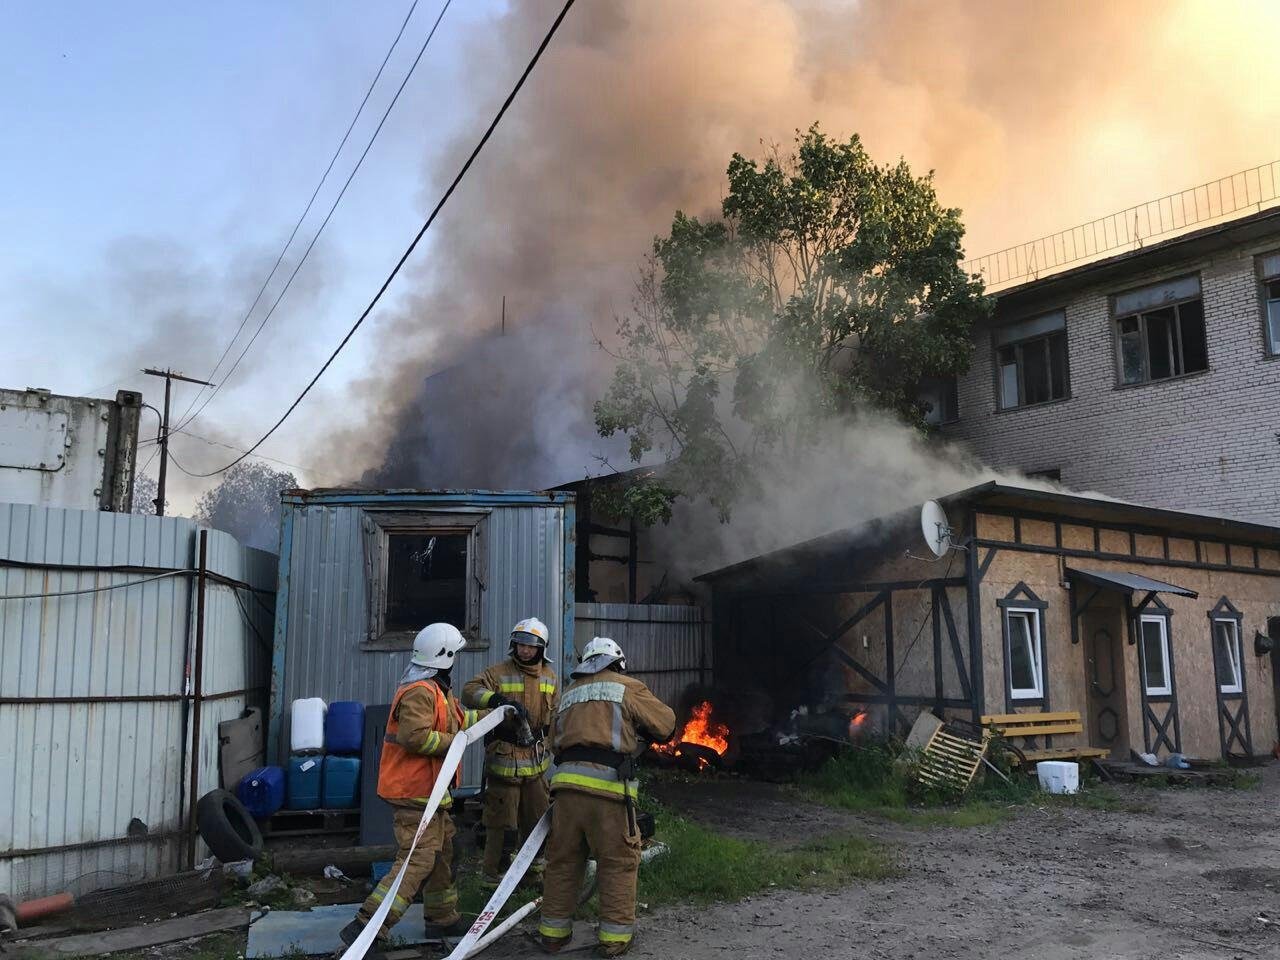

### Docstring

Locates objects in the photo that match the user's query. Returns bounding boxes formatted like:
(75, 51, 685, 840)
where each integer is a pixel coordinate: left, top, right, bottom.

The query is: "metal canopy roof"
(1066, 567, 1198, 599)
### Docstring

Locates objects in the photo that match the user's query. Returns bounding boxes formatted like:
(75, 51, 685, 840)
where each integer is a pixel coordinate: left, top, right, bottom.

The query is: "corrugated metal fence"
(572, 603, 710, 709)
(0, 503, 275, 900)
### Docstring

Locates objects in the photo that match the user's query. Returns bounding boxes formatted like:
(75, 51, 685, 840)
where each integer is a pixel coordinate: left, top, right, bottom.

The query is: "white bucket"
(291, 697, 328, 753)
(1036, 760, 1080, 795)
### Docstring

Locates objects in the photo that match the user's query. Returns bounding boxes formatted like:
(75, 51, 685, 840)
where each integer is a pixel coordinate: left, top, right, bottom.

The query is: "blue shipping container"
(325, 701, 365, 755)
(237, 766, 286, 819)
(287, 755, 323, 810)
(322, 755, 361, 809)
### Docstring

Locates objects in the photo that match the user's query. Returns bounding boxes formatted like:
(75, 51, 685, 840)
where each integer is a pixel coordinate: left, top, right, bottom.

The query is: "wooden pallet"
(263, 807, 360, 837)
(917, 727, 988, 793)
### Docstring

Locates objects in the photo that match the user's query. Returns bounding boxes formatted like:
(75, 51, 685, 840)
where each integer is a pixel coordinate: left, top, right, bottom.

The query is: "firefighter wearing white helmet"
(342, 623, 487, 952)
(539, 639, 675, 957)
(461, 616, 559, 885)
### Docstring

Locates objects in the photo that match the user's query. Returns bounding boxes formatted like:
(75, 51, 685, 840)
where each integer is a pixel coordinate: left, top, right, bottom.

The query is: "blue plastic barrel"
(237, 766, 286, 819)
(325, 701, 365, 755)
(322, 755, 361, 809)
(287, 755, 324, 810)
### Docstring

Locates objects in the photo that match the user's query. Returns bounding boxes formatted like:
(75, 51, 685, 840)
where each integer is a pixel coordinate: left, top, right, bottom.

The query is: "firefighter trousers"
(481, 773, 550, 876)
(357, 807, 458, 934)
(539, 791, 641, 951)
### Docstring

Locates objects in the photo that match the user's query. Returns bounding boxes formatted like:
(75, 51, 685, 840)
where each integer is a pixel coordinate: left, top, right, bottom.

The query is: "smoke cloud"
(329, 0, 1280, 561)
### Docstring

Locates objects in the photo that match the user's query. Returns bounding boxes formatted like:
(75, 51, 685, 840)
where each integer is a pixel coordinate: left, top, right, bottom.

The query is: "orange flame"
(651, 701, 730, 769)
(848, 711, 868, 739)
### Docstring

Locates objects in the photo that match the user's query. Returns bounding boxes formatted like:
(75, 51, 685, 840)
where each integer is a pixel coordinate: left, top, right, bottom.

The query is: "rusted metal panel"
(271, 491, 572, 788)
(0, 503, 275, 899)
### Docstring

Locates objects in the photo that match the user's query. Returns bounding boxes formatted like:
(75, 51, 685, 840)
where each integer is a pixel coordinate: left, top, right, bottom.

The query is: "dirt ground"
(486, 768, 1280, 960)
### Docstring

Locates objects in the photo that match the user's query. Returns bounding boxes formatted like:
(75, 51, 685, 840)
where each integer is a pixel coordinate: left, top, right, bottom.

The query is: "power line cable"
(170, 0, 425, 432)
(187, 0, 578, 477)
(174, 0, 453, 435)
(0, 570, 187, 602)
(140, 428, 336, 482)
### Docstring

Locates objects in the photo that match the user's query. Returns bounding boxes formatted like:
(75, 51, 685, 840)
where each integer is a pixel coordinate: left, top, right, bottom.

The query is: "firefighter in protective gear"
(538, 637, 675, 957)
(462, 617, 558, 885)
(340, 623, 489, 952)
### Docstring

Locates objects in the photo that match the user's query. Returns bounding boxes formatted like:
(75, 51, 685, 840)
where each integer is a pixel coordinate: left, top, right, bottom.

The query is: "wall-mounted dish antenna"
(921, 500, 953, 557)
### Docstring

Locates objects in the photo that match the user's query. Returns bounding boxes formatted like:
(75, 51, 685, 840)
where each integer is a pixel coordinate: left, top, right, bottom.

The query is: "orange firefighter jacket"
(377, 679, 484, 809)
(548, 668, 675, 802)
(462, 656, 558, 780)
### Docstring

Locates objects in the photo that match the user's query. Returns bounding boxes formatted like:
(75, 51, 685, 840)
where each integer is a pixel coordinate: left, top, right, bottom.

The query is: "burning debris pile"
(649, 701, 731, 770)
(647, 697, 874, 781)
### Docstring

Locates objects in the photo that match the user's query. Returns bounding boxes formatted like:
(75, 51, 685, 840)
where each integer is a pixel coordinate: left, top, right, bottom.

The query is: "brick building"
(938, 208, 1280, 524)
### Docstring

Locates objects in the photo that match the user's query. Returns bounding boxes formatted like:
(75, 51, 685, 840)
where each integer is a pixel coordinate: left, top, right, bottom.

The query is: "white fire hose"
(338, 706, 516, 960)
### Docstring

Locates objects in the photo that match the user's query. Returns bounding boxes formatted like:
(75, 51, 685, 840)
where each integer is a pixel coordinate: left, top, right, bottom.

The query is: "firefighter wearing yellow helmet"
(462, 616, 558, 885)
(539, 637, 676, 957)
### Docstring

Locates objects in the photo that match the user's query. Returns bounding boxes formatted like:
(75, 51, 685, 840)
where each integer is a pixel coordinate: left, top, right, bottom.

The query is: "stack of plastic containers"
(322, 701, 365, 809)
(287, 698, 326, 810)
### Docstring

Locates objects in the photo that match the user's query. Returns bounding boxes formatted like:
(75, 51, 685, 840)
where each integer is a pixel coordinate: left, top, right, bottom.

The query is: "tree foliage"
(131, 472, 158, 515)
(194, 461, 297, 550)
(593, 126, 991, 524)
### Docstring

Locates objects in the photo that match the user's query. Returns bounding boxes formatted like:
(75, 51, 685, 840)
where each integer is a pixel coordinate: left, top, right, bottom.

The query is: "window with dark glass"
(1113, 275, 1207, 385)
(918, 375, 960, 426)
(385, 532, 469, 632)
(1259, 252, 1280, 355)
(994, 310, 1069, 409)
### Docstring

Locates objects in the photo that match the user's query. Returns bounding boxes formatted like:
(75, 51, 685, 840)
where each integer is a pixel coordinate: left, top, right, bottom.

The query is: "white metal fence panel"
(572, 603, 710, 710)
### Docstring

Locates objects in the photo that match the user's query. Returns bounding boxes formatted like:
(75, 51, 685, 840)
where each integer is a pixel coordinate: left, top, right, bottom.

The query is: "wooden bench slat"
(991, 722, 1085, 738)
(1018, 747, 1109, 762)
(982, 711, 1080, 724)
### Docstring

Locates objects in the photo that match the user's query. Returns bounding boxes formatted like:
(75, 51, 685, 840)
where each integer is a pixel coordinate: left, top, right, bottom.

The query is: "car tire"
(196, 789, 264, 863)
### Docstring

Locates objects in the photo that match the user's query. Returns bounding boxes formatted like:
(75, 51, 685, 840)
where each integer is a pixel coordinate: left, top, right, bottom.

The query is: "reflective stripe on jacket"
(377, 679, 471, 808)
(462, 656, 558, 780)
(549, 669, 675, 802)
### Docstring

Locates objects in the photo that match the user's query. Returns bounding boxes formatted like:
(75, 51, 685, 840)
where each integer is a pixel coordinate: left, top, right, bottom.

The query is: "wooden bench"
(981, 711, 1110, 764)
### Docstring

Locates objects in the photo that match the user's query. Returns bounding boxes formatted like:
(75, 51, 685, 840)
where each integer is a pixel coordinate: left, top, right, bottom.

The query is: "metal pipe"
(186, 530, 208, 869)
(15, 893, 74, 924)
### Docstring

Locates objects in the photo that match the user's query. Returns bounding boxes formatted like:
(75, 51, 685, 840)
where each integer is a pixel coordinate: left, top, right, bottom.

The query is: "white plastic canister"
(1036, 760, 1080, 795)
(291, 697, 328, 753)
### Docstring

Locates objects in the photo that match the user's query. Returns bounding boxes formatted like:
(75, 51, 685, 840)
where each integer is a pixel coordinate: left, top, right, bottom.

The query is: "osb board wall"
(977, 549, 1090, 739)
(890, 585, 971, 703)
(978, 545, 1280, 759)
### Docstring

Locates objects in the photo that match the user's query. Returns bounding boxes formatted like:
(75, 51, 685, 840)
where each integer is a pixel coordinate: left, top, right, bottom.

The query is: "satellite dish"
(921, 500, 952, 558)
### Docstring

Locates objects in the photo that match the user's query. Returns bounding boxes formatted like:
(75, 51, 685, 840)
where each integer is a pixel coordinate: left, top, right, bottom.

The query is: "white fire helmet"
(411, 623, 467, 669)
(510, 617, 549, 649)
(574, 636, 626, 677)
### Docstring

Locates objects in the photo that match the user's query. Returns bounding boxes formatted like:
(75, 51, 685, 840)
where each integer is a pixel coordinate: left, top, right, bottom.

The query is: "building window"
(362, 510, 487, 648)
(918, 375, 959, 426)
(1113, 275, 1207, 385)
(1259, 252, 1280, 355)
(1139, 614, 1173, 697)
(994, 310, 1068, 409)
(385, 532, 468, 632)
(1004, 608, 1044, 700)
(1212, 618, 1243, 695)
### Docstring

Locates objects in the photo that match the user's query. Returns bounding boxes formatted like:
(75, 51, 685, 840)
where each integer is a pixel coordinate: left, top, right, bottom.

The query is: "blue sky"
(0, 1, 507, 494)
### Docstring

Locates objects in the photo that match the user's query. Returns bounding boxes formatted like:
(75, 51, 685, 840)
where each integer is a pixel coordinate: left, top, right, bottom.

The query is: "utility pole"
(500, 295, 506, 336)
(141, 368, 215, 516)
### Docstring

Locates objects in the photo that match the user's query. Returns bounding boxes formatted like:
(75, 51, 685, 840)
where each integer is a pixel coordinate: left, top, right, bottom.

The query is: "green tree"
(593, 125, 991, 524)
(194, 461, 296, 550)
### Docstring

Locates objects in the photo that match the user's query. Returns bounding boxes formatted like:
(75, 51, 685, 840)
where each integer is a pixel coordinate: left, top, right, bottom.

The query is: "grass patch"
(637, 807, 895, 909)
(800, 739, 1142, 825)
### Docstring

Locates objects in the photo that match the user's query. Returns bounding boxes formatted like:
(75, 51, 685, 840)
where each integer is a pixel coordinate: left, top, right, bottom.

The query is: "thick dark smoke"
(328, 0, 1280, 513)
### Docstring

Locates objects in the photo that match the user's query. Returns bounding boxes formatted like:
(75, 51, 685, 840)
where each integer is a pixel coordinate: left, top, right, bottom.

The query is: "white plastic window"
(1005, 608, 1044, 700)
(1140, 615, 1172, 696)
(1213, 618, 1243, 694)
